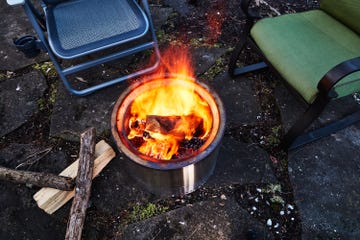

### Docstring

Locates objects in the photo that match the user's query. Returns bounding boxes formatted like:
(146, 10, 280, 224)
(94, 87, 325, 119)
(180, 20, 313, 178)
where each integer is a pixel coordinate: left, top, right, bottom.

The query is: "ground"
(1, 0, 359, 240)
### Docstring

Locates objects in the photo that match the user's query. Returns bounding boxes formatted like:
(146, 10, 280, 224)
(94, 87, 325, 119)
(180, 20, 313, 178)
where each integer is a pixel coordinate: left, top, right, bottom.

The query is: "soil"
(1, 0, 321, 239)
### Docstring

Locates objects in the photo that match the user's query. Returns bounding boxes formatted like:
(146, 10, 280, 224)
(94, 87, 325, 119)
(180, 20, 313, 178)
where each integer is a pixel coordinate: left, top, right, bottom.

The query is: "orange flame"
(126, 46, 213, 160)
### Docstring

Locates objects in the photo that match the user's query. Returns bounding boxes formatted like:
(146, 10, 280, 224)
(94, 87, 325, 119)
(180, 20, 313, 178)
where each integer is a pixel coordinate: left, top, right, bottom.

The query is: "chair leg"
(228, 37, 267, 77)
(288, 110, 360, 150)
(282, 94, 330, 150)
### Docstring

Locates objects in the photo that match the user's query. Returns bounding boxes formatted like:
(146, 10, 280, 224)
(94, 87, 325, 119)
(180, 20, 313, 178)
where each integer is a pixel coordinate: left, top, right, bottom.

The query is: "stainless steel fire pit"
(111, 76, 225, 196)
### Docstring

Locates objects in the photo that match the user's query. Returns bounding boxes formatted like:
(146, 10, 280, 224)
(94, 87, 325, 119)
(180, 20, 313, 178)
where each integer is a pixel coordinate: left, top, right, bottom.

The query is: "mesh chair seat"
(46, 0, 149, 59)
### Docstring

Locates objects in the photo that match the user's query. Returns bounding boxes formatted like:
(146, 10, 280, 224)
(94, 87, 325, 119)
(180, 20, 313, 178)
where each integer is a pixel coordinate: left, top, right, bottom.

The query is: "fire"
(124, 46, 213, 160)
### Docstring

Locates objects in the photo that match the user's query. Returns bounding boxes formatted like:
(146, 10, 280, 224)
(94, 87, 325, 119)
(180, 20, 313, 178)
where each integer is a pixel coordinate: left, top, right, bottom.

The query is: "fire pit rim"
(111, 75, 225, 170)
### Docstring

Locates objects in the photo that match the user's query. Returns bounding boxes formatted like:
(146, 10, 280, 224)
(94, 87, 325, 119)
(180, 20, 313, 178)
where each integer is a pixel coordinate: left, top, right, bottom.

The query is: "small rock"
(266, 219, 272, 226)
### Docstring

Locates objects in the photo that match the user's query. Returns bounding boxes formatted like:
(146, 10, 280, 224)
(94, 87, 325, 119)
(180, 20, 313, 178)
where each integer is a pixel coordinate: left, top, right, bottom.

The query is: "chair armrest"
(317, 57, 360, 96)
(7, 0, 25, 5)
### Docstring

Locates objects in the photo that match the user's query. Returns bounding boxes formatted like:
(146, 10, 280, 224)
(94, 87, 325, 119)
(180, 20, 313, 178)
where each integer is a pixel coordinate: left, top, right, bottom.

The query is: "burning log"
(65, 127, 95, 240)
(0, 166, 74, 191)
(129, 114, 207, 159)
(145, 115, 204, 136)
(33, 140, 116, 214)
(145, 115, 182, 134)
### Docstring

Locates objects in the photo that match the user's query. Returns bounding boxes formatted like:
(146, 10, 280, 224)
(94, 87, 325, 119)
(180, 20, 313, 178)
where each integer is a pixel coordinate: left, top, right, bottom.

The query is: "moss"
(263, 183, 282, 194)
(264, 125, 282, 148)
(33, 61, 57, 78)
(37, 98, 46, 111)
(129, 203, 169, 222)
(0, 73, 6, 81)
(263, 183, 285, 206)
(201, 56, 226, 80)
(49, 83, 58, 105)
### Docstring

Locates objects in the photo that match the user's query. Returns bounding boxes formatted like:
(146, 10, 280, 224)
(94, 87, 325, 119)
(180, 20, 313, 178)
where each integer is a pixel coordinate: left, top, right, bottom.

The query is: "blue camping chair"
(7, 0, 160, 96)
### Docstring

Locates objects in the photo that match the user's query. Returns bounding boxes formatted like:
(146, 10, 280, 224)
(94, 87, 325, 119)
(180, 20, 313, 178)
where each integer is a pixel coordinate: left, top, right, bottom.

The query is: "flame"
(126, 46, 213, 160)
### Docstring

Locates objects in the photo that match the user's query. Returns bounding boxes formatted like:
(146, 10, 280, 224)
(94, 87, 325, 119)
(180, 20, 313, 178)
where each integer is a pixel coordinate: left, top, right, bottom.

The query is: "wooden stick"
(65, 128, 96, 240)
(33, 140, 115, 214)
(0, 166, 74, 191)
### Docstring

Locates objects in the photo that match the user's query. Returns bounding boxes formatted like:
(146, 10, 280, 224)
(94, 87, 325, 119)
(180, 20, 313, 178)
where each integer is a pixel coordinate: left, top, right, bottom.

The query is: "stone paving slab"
(288, 126, 360, 239)
(49, 80, 127, 141)
(207, 136, 276, 187)
(210, 72, 262, 125)
(275, 81, 360, 239)
(121, 198, 274, 240)
(0, 70, 47, 137)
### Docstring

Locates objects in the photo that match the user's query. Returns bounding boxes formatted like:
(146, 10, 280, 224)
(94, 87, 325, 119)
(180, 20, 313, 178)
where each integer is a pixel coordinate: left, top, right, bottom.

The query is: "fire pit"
(111, 45, 225, 196)
(111, 76, 225, 196)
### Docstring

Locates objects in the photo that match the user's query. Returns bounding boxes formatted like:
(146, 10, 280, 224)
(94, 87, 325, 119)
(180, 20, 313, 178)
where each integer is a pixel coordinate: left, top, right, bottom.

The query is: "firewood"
(33, 140, 115, 214)
(145, 115, 181, 134)
(0, 166, 74, 191)
(65, 128, 95, 240)
(145, 115, 203, 135)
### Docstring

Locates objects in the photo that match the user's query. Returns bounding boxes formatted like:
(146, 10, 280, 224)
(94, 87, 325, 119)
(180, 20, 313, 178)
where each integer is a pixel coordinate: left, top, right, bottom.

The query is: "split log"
(145, 115, 203, 135)
(65, 127, 96, 240)
(0, 166, 74, 191)
(145, 115, 181, 133)
(33, 140, 116, 214)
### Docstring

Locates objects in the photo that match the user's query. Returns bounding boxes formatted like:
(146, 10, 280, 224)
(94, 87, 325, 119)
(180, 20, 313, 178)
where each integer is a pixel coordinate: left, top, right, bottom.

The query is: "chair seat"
(45, 0, 149, 59)
(251, 10, 360, 103)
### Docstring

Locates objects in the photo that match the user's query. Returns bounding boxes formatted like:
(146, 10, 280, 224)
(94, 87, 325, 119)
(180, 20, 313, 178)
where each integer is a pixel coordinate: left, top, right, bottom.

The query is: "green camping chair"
(229, 0, 360, 150)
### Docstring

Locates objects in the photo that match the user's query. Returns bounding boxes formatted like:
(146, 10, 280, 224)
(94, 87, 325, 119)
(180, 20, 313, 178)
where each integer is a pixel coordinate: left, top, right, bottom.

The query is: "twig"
(15, 147, 53, 170)
(0, 166, 74, 191)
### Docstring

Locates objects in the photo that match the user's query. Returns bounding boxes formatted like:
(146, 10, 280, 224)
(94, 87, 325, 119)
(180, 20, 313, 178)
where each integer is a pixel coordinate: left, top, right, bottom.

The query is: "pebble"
(252, 206, 257, 211)
(280, 210, 285, 215)
(287, 204, 294, 210)
(266, 219, 272, 226)
(220, 194, 227, 200)
(255, 197, 259, 202)
(274, 223, 279, 228)
(256, 188, 262, 193)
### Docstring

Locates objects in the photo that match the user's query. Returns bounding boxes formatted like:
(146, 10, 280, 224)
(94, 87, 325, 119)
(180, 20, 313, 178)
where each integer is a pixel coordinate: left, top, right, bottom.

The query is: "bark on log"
(0, 166, 74, 191)
(65, 128, 96, 240)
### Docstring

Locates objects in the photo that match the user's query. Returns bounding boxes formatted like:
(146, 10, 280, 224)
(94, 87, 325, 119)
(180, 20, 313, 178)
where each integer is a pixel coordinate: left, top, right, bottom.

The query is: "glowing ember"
(120, 46, 213, 160)
(205, 3, 225, 44)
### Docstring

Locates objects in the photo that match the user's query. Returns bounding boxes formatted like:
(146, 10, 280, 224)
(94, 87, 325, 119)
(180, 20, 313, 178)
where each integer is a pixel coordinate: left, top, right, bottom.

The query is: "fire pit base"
(123, 144, 220, 196)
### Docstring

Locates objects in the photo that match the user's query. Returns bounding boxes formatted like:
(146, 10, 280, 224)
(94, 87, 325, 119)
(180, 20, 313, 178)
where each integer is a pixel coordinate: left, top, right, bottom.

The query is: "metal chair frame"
(229, 0, 360, 150)
(17, 0, 161, 96)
